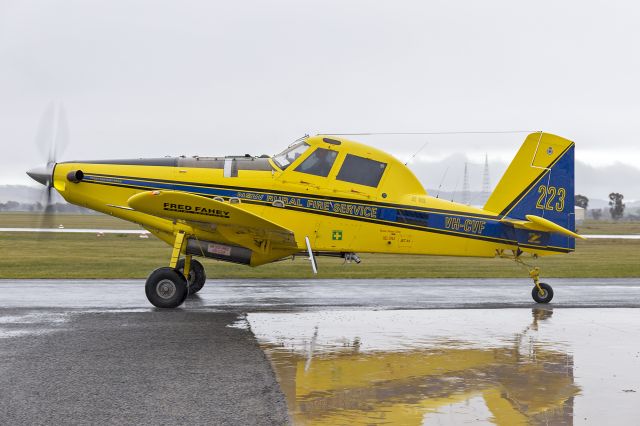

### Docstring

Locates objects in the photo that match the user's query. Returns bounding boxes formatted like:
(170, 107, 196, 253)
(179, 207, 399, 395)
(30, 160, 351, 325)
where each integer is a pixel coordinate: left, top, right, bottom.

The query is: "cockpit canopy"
(271, 136, 425, 196)
(272, 141, 309, 170)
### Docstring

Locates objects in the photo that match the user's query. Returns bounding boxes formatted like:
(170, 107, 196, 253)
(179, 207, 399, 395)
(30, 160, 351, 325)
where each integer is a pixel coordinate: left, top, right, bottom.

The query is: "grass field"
(1, 214, 639, 279)
(577, 220, 640, 235)
(0, 213, 640, 279)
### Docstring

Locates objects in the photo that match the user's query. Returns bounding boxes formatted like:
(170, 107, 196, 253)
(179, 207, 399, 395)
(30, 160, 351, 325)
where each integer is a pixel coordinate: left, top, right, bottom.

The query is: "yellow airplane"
(27, 131, 583, 308)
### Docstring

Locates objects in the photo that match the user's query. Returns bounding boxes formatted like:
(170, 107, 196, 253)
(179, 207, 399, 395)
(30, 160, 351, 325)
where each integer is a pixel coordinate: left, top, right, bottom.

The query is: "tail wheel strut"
(510, 255, 555, 304)
(528, 266, 554, 304)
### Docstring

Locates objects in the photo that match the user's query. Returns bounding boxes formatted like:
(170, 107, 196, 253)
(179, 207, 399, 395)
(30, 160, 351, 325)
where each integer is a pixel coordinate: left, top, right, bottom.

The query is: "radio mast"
(462, 162, 471, 205)
(481, 154, 490, 201)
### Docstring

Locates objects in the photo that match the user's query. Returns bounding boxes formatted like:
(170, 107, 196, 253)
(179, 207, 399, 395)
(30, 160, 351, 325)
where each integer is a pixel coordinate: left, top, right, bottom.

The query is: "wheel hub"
(156, 279, 177, 299)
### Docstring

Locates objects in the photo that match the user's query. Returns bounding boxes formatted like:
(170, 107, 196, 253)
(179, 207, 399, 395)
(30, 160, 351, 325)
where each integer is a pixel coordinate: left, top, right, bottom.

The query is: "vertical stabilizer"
(484, 132, 575, 232)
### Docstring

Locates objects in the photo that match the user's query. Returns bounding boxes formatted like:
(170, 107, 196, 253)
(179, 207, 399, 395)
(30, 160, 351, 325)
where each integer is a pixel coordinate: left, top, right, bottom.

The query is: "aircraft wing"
(127, 190, 297, 248)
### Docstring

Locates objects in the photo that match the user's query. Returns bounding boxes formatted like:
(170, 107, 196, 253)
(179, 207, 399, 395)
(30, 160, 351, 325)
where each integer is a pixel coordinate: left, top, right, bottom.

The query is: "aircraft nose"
(26, 164, 53, 187)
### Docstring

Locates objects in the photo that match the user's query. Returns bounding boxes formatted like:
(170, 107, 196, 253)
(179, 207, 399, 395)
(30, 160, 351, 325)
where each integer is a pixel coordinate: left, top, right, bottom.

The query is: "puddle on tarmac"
(248, 308, 640, 425)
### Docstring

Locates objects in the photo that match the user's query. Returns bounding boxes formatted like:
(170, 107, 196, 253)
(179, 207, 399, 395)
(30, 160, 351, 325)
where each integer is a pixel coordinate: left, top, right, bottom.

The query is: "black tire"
(145, 267, 188, 308)
(532, 282, 554, 304)
(176, 258, 206, 294)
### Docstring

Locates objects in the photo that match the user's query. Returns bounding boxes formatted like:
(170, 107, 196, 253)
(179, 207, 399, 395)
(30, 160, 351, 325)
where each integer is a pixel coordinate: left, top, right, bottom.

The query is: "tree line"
(575, 193, 627, 220)
(0, 201, 91, 213)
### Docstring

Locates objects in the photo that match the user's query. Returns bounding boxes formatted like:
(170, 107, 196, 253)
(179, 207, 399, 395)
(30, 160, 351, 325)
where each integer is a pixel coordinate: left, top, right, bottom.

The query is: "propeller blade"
(54, 104, 70, 162)
(35, 102, 55, 163)
(38, 186, 56, 236)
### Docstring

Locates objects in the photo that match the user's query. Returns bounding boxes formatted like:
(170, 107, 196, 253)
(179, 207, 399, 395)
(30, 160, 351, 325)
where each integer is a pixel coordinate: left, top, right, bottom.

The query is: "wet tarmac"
(249, 308, 640, 425)
(2, 278, 640, 310)
(1, 278, 640, 425)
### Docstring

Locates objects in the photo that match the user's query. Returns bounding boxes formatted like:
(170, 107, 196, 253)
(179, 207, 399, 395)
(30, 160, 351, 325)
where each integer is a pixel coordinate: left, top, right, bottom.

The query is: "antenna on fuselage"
(289, 134, 309, 147)
(450, 175, 460, 203)
(404, 139, 429, 166)
(317, 130, 536, 136)
(435, 166, 450, 199)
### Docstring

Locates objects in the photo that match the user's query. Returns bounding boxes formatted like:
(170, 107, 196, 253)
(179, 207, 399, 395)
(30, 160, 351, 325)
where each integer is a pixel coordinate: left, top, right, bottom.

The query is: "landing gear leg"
(529, 267, 554, 304)
(145, 231, 189, 308)
(176, 257, 207, 294)
(512, 254, 554, 304)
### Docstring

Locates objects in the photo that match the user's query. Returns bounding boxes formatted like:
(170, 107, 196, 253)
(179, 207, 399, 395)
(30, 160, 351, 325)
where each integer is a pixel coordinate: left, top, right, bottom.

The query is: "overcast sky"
(1, 0, 639, 199)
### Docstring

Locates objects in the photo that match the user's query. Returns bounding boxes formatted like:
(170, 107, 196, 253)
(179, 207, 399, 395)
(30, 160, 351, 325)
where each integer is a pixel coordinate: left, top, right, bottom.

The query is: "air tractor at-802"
(28, 131, 583, 308)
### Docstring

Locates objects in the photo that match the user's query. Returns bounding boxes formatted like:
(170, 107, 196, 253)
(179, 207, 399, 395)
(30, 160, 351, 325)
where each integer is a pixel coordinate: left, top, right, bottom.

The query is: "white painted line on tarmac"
(0, 228, 149, 234)
(583, 234, 640, 239)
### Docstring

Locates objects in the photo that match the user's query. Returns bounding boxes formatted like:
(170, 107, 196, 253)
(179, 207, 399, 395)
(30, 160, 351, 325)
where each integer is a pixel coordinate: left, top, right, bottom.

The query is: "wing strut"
(304, 236, 318, 274)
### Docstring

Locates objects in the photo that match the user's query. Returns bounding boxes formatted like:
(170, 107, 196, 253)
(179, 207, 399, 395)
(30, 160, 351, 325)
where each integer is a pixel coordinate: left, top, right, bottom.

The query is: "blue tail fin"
(485, 132, 576, 251)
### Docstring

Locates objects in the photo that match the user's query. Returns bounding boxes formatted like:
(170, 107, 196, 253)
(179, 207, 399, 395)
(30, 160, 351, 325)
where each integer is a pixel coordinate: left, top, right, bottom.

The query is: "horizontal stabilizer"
(501, 214, 586, 240)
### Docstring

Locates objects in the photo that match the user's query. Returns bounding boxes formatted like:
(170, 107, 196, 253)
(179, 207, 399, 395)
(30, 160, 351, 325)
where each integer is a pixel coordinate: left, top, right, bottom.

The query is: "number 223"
(536, 185, 566, 212)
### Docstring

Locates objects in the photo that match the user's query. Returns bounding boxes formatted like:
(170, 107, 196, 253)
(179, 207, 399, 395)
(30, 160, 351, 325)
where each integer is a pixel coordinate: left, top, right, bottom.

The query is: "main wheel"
(176, 258, 206, 294)
(531, 282, 554, 304)
(145, 267, 189, 308)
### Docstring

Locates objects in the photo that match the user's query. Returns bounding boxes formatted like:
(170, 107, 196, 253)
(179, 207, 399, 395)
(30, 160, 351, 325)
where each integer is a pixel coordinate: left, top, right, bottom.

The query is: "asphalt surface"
(0, 308, 289, 425)
(1, 278, 640, 425)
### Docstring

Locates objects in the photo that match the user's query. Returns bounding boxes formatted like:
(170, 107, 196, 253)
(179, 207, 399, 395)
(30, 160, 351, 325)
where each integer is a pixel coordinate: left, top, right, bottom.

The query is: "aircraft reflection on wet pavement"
(248, 308, 579, 425)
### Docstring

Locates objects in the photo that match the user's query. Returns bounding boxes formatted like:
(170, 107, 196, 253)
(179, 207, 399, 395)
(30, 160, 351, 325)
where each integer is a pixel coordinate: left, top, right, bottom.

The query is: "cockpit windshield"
(272, 141, 310, 170)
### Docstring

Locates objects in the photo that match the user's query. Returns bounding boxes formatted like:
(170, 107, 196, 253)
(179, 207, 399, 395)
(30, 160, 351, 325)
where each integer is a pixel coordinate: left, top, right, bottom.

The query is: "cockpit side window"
(294, 148, 338, 177)
(336, 154, 387, 187)
(272, 142, 310, 170)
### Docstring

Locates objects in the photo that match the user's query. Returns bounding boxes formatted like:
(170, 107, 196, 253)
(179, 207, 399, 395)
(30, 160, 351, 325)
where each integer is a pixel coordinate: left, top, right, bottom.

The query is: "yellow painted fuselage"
(51, 134, 575, 266)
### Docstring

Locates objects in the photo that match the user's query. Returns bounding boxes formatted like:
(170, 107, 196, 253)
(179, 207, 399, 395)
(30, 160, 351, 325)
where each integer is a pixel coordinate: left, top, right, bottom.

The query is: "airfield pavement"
(1, 278, 640, 425)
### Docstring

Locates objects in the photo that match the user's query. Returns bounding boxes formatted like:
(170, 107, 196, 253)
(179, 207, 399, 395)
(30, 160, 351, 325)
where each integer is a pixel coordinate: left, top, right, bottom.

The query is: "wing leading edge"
(127, 190, 298, 251)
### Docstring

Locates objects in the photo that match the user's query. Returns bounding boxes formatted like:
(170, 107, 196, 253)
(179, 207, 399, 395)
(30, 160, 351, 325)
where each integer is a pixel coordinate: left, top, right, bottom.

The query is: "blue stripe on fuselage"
(82, 174, 573, 251)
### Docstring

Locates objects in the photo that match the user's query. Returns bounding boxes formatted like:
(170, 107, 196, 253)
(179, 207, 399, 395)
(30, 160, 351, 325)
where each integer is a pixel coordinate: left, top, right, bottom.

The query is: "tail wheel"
(532, 282, 554, 304)
(145, 267, 188, 308)
(176, 258, 206, 294)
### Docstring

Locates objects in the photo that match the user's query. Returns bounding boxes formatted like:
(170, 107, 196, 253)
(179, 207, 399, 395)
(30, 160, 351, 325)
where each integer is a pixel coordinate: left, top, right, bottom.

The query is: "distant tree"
(5, 201, 19, 211)
(591, 208, 603, 220)
(609, 192, 625, 220)
(575, 194, 589, 209)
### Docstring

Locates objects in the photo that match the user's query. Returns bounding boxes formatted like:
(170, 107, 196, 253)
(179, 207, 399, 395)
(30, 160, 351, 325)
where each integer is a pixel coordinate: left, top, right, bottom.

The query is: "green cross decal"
(332, 230, 343, 241)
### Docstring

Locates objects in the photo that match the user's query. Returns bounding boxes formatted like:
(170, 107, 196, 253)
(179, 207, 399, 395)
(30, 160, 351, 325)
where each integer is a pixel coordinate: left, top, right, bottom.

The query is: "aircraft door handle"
(350, 189, 371, 198)
(299, 180, 320, 189)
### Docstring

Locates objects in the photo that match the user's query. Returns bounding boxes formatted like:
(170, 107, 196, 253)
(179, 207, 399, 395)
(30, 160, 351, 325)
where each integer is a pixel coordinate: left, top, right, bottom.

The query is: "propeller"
(26, 102, 70, 225)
